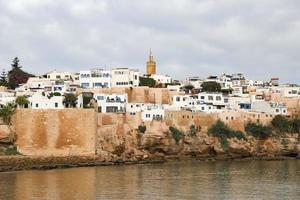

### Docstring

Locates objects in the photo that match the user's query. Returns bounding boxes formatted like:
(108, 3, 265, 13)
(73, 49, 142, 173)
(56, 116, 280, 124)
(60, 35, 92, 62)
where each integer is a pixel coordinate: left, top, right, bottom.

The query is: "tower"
(146, 50, 156, 75)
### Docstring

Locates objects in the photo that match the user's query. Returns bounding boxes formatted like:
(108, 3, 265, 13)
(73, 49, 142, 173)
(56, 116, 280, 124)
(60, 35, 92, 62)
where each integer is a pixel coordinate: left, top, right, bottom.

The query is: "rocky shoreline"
(0, 154, 299, 173)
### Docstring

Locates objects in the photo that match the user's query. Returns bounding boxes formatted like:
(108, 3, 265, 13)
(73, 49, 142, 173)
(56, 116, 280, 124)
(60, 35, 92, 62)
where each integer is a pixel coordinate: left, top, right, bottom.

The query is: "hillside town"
(0, 53, 299, 124)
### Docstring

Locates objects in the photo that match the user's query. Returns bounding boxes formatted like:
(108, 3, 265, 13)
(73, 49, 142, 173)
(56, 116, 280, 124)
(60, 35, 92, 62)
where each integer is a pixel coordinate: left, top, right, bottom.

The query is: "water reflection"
(0, 160, 299, 200)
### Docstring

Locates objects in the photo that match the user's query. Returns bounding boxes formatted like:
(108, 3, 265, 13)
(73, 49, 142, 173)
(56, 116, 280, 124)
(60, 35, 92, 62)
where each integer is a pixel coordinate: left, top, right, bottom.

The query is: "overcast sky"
(0, 0, 299, 83)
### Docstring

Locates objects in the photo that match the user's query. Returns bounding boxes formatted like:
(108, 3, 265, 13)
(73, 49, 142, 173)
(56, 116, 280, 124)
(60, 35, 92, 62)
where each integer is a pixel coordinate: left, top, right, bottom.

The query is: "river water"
(0, 160, 299, 200)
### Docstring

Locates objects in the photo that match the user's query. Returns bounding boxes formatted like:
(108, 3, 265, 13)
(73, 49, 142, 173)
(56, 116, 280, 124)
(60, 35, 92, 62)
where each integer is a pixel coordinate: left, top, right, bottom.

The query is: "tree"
(15, 96, 29, 108)
(245, 122, 273, 140)
(271, 115, 291, 133)
(0, 103, 16, 125)
(291, 118, 300, 134)
(11, 57, 22, 70)
(201, 81, 222, 92)
(182, 84, 194, 90)
(7, 57, 35, 89)
(139, 77, 156, 87)
(0, 70, 8, 87)
(138, 124, 146, 134)
(169, 126, 184, 144)
(63, 93, 77, 108)
(208, 120, 245, 140)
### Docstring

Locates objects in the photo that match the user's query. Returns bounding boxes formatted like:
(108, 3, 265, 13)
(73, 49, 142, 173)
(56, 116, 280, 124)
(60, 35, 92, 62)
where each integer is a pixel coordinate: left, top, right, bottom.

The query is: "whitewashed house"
(28, 93, 64, 109)
(93, 93, 127, 113)
(79, 69, 111, 88)
(197, 92, 229, 109)
(141, 104, 165, 121)
(111, 68, 139, 87)
(251, 101, 287, 115)
(0, 92, 16, 107)
(150, 74, 172, 84)
(45, 70, 75, 81)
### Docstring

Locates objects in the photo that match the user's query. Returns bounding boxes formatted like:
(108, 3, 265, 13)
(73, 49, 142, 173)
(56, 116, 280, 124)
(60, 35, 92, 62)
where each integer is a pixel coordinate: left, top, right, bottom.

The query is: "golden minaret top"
(146, 49, 156, 75)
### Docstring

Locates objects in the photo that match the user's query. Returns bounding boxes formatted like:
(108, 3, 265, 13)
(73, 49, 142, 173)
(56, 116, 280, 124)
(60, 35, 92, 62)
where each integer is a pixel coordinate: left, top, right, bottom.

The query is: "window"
(55, 103, 58, 108)
(35, 103, 39, 108)
(276, 109, 279, 113)
(176, 97, 180, 102)
(97, 96, 104, 100)
(200, 96, 205, 100)
(216, 96, 221, 101)
(208, 96, 213, 100)
(201, 107, 204, 111)
(224, 98, 229, 103)
(146, 114, 150, 118)
(94, 82, 102, 87)
(81, 83, 89, 88)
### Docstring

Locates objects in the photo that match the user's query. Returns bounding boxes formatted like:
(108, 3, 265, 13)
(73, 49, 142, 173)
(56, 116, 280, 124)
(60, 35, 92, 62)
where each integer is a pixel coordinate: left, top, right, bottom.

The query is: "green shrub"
(139, 77, 156, 87)
(220, 137, 229, 151)
(208, 120, 246, 140)
(291, 118, 300, 134)
(138, 125, 146, 134)
(201, 81, 221, 92)
(0, 103, 16, 125)
(245, 122, 273, 139)
(169, 126, 184, 144)
(271, 115, 292, 133)
(188, 125, 197, 136)
(4, 146, 20, 156)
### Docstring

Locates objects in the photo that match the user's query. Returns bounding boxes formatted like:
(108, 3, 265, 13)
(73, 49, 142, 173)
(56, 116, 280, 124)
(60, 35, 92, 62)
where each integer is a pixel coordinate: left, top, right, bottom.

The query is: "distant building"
(111, 68, 139, 87)
(79, 69, 111, 88)
(146, 50, 156, 75)
(93, 93, 127, 113)
(150, 74, 172, 84)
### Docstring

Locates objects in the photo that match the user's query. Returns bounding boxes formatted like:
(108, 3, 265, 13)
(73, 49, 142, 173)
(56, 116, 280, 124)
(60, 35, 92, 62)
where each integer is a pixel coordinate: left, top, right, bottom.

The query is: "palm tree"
(0, 103, 16, 125)
(15, 95, 29, 108)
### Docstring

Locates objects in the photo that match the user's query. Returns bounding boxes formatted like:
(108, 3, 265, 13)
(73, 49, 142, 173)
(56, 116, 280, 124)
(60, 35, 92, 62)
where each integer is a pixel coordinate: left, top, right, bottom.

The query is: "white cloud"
(0, 0, 299, 83)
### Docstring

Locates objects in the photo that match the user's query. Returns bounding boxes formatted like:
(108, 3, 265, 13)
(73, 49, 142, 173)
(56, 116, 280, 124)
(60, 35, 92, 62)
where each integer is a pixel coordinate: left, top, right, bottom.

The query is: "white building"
(167, 84, 181, 92)
(251, 101, 287, 115)
(93, 93, 127, 113)
(141, 104, 165, 121)
(169, 93, 223, 113)
(198, 92, 229, 109)
(79, 69, 111, 88)
(45, 70, 75, 81)
(111, 68, 139, 87)
(28, 93, 64, 109)
(0, 92, 15, 107)
(150, 74, 172, 84)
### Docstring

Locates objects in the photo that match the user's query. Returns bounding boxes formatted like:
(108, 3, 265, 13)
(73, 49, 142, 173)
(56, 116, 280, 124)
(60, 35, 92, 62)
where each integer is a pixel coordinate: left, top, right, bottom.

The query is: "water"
(0, 160, 299, 200)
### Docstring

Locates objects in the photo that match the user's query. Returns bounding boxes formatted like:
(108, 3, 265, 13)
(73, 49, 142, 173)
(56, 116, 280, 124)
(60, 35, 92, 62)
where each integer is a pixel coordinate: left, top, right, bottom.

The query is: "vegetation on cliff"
(169, 126, 184, 144)
(138, 124, 147, 134)
(0, 103, 16, 125)
(208, 120, 246, 150)
(271, 115, 300, 134)
(208, 120, 246, 140)
(245, 122, 273, 139)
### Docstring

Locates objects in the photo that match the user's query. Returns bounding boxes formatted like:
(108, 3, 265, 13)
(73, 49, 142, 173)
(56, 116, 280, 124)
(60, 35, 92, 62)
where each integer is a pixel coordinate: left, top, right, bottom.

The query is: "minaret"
(146, 50, 156, 75)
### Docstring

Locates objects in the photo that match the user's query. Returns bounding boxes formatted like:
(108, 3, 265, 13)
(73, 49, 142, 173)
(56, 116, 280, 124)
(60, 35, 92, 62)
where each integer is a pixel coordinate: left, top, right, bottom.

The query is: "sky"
(0, 0, 299, 83)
